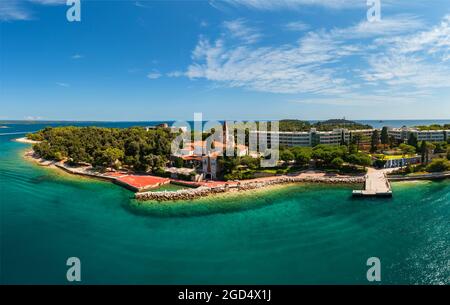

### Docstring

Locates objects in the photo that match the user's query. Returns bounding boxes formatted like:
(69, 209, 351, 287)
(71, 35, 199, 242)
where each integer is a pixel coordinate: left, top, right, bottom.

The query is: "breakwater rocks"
(135, 176, 365, 202)
(388, 171, 450, 181)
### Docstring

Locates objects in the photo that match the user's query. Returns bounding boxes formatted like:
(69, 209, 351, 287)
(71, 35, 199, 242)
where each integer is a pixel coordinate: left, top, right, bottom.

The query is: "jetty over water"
(353, 168, 392, 198)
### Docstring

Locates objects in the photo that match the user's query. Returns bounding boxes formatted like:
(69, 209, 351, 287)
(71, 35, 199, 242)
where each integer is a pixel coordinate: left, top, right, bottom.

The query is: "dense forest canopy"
(313, 119, 373, 131)
(28, 126, 175, 172)
(277, 119, 373, 132)
(277, 120, 311, 131)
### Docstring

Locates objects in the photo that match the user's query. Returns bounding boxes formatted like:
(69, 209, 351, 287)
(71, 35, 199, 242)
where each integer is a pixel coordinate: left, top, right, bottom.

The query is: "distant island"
(278, 119, 373, 132)
(415, 124, 450, 130)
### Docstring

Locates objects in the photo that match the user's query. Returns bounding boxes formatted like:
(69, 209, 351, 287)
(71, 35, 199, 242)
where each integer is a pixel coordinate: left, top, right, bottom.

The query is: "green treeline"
(278, 119, 372, 132)
(415, 124, 450, 130)
(219, 144, 372, 181)
(28, 126, 175, 172)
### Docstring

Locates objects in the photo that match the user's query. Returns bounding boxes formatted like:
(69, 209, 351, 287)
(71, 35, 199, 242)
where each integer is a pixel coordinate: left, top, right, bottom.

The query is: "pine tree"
(380, 127, 389, 148)
(407, 133, 418, 148)
(370, 130, 380, 152)
(420, 141, 427, 163)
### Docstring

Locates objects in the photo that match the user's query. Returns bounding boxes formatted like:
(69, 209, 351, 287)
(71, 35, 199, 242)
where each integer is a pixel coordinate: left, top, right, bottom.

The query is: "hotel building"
(387, 127, 448, 143)
(250, 128, 374, 148)
(250, 127, 449, 148)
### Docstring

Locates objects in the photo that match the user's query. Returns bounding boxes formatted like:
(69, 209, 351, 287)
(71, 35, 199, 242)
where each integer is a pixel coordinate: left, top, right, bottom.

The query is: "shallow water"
(1, 124, 449, 284)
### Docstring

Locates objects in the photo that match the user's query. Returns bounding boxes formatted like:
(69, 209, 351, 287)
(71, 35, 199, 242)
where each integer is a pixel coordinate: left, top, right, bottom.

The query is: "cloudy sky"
(1, 0, 449, 121)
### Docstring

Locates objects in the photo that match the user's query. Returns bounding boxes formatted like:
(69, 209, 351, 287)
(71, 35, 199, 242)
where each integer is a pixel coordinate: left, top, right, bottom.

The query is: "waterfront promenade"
(353, 168, 393, 197)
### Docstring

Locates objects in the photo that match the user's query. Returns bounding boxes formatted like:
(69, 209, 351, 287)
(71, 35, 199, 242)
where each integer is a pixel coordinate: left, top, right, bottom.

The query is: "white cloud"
(362, 54, 450, 88)
(0, 0, 65, 21)
(147, 71, 162, 79)
(375, 14, 450, 61)
(71, 54, 84, 59)
(223, 19, 262, 44)
(284, 21, 310, 32)
(0, 1, 31, 21)
(183, 13, 450, 100)
(186, 32, 353, 94)
(134, 1, 152, 9)
(56, 82, 70, 87)
(214, 0, 366, 10)
(361, 14, 450, 89)
(167, 71, 184, 77)
(28, 0, 65, 4)
(212, 0, 405, 10)
(332, 15, 425, 39)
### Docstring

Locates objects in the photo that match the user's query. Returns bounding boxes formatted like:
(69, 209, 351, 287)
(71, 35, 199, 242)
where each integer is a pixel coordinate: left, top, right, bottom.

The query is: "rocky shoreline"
(23, 146, 448, 203)
(20, 141, 366, 202)
(389, 171, 450, 181)
(135, 175, 365, 202)
(15, 137, 450, 203)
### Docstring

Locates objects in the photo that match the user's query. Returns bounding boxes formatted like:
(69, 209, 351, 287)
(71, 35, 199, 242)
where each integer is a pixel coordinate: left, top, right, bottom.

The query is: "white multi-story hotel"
(250, 130, 311, 147)
(250, 128, 375, 148)
(388, 127, 449, 142)
(250, 126, 448, 148)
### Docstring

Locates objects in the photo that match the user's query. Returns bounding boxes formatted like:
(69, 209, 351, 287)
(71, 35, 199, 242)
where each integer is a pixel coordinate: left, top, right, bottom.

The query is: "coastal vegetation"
(389, 158, 450, 176)
(415, 124, 450, 131)
(310, 144, 371, 171)
(426, 158, 450, 172)
(312, 119, 373, 131)
(385, 139, 450, 176)
(219, 144, 370, 181)
(25, 122, 450, 183)
(277, 119, 372, 132)
(28, 126, 175, 172)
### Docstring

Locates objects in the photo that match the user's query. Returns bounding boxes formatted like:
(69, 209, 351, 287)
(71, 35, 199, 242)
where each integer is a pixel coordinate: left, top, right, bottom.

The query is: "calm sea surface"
(0, 121, 449, 284)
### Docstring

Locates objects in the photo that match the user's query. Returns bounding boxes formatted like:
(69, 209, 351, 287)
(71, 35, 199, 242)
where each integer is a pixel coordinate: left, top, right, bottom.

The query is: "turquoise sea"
(0, 122, 449, 284)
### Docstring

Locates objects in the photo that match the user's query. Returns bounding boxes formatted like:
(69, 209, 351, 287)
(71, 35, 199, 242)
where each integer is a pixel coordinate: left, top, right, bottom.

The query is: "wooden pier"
(353, 168, 392, 197)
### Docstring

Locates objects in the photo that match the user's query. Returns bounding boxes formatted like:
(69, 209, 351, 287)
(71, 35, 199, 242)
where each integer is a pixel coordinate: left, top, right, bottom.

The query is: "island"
(18, 120, 450, 201)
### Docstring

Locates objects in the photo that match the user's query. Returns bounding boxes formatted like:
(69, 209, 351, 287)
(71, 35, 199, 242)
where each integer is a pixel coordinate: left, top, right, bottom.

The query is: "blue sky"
(1, 0, 450, 121)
